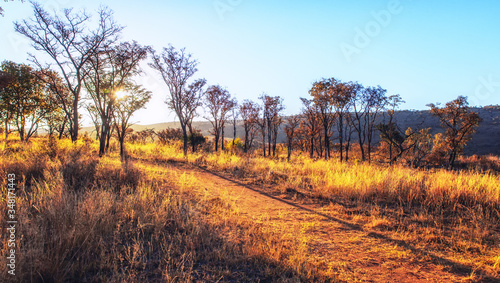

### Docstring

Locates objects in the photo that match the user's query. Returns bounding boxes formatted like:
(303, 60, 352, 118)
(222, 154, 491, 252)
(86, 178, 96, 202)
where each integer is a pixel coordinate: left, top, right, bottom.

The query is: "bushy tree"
(84, 41, 150, 156)
(113, 85, 152, 160)
(428, 96, 481, 168)
(0, 61, 55, 142)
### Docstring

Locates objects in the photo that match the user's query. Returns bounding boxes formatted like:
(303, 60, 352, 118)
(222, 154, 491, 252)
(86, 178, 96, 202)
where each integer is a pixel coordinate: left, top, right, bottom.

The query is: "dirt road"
(145, 160, 483, 282)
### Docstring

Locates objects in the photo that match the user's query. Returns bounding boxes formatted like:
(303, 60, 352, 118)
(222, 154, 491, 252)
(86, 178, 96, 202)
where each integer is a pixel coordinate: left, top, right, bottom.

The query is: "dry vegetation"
(0, 137, 331, 282)
(129, 141, 500, 281)
(1, 136, 500, 282)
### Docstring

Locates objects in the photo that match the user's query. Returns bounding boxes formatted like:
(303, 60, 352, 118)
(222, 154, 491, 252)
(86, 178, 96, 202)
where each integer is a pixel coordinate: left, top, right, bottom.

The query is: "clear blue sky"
(1, 0, 500, 125)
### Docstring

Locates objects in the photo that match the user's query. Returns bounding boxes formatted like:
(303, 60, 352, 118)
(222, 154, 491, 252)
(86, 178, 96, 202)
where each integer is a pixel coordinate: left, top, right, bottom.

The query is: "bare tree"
(284, 115, 301, 161)
(377, 94, 405, 164)
(203, 85, 235, 151)
(15, 2, 122, 141)
(149, 45, 203, 156)
(359, 85, 388, 162)
(229, 103, 239, 146)
(184, 79, 207, 152)
(239, 100, 260, 153)
(332, 81, 355, 162)
(260, 94, 284, 157)
(309, 79, 336, 160)
(300, 98, 321, 158)
(349, 82, 369, 160)
(428, 96, 481, 168)
(256, 114, 267, 157)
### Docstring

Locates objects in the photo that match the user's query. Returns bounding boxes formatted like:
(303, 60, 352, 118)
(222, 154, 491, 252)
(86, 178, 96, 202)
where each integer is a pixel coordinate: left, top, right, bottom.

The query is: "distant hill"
(82, 107, 500, 156)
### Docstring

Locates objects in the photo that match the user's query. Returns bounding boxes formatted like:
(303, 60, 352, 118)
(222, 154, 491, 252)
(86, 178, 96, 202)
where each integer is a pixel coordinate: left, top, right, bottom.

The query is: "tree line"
(0, 2, 482, 168)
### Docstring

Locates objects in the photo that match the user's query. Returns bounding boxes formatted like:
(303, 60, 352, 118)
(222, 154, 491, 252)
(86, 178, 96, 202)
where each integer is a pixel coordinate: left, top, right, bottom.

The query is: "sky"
(1, 0, 500, 126)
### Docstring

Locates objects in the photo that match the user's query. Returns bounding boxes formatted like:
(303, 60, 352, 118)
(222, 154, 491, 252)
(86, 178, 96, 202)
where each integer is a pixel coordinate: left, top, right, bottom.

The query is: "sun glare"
(115, 89, 127, 99)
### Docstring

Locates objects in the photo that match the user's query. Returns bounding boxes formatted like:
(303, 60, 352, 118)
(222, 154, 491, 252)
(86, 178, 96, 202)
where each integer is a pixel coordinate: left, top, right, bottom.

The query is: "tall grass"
(0, 138, 333, 282)
(185, 147, 500, 219)
(127, 142, 500, 279)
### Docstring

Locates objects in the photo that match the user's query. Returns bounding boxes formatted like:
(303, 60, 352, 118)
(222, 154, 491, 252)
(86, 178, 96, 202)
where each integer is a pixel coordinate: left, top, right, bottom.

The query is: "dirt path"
(144, 160, 476, 282)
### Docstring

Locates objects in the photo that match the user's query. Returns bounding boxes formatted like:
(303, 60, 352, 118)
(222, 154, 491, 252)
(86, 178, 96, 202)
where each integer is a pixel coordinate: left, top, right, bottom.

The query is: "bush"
(156, 128, 183, 144)
(188, 131, 206, 152)
(226, 138, 244, 152)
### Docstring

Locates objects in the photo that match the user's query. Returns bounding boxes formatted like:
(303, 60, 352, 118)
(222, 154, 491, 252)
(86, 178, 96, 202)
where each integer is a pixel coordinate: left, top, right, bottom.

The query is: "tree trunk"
(119, 136, 125, 161)
(357, 130, 365, 161)
(99, 120, 109, 157)
(287, 140, 292, 162)
(106, 125, 112, 151)
(221, 125, 225, 151)
(214, 132, 219, 152)
(261, 128, 266, 157)
(181, 125, 188, 156)
(19, 123, 25, 142)
(310, 136, 314, 158)
(244, 126, 249, 153)
(4, 119, 9, 140)
(58, 119, 67, 140)
(338, 115, 343, 162)
(324, 125, 329, 160)
(267, 127, 272, 156)
(71, 94, 79, 142)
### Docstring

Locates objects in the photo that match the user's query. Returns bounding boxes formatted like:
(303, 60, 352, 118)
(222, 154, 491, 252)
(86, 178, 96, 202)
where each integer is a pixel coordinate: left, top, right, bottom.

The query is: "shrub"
(226, 138, 244, 152)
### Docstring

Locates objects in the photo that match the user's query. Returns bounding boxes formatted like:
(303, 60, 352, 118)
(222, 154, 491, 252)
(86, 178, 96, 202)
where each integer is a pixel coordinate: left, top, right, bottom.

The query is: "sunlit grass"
(130, 142, 500, 279)
(0, 137, 334, 282)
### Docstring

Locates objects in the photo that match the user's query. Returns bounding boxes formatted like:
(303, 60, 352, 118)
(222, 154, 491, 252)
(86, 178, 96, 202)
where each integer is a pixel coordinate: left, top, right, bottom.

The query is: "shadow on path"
(195, 165, 498, 282)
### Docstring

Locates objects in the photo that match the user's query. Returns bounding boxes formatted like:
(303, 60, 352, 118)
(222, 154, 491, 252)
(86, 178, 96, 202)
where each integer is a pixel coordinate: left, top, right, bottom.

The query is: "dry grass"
(2, 138, 499, 281)
(126, 142, 500, 280)
(0, 138, 334, 282)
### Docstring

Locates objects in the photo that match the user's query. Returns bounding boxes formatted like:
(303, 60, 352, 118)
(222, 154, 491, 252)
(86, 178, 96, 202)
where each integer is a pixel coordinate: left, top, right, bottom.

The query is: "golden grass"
(178, 147, 500, 218)
(126, 142, 500, 280)
(0, 138, 335, 282)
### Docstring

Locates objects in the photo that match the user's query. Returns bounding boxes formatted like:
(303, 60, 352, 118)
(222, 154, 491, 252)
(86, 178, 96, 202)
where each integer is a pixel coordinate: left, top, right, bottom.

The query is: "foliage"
(155, 128, 183, 144)
(428, 96, 482, 168)
(225, 137, 244, 152)
(0, 61, 57, 142)
(187, 130, 206, 152)
(84, 41, 150, 156)
(113, 85, 152, 160)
